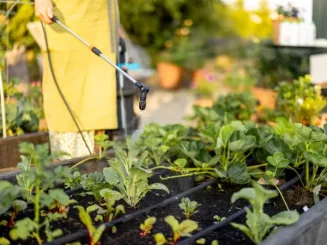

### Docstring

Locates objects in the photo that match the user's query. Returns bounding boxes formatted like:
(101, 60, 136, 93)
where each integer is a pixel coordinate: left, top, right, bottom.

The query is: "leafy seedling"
(231, 181, 299, 244)
(80, 172, 108, 201)
(95, 188, 125, 233)
(213, 215, 226, 223)
(6, 200, 27, 227)
(154, 215, 198, 244)
(179, 198, 200, 219)
(75, 205, 105, 245)
(140, 217, 156, 237)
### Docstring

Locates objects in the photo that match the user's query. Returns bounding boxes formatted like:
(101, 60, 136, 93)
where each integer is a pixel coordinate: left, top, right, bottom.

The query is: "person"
(34, 0, 119, 159)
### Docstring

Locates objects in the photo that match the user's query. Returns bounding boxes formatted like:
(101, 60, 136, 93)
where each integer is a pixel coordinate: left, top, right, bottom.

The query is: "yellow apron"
(42, 0, 118, 132)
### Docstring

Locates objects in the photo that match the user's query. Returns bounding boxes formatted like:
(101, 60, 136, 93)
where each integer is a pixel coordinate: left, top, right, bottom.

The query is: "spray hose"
(51, 16, 150, 110)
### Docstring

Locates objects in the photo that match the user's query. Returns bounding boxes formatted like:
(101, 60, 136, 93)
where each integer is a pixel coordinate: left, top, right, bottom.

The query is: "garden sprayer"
(50, 16, 150, 111)
(40, 15, 149, 154)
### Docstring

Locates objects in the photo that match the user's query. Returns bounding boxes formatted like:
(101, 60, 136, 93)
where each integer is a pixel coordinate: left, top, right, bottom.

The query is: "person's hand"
(35, 0, 54, 24)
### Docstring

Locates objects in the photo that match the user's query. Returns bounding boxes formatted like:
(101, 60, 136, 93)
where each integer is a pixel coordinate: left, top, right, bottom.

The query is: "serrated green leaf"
(227, 163, 251, 184)
(229, 135, 256, 152)
(267, 152, 289, 168)
(304, 152, 327, 167)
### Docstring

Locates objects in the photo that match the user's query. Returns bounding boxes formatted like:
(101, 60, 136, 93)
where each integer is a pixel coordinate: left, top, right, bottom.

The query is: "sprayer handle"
(51, 16, 59, 23)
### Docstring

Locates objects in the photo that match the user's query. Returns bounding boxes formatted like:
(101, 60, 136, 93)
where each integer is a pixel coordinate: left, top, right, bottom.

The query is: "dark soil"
(0, 175, 308, 245)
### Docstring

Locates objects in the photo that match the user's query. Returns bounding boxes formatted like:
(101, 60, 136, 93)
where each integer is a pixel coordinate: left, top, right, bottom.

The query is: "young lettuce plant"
(75, 205, 105, 245)
(103, 137, 169, 207)
(231, 181, 299, 245)
(140, 217, 156, 237)
(154, 215, 198, 245)
(179, 198, 200, 219)
(95, 188, 125, 233)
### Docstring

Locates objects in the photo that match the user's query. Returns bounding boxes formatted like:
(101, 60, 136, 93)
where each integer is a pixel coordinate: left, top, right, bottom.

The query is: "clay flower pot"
(157, 62, 183, 90)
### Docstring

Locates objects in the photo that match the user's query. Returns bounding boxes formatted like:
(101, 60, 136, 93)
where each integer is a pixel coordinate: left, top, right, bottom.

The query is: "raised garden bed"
(2, 85, 327, 245)
(0, 132, 49, 169)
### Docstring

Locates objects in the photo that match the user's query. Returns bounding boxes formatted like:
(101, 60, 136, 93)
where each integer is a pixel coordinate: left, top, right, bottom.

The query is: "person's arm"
(34, 0, 53, 24)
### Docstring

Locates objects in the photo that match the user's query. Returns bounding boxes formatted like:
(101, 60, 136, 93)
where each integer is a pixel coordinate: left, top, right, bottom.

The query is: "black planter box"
(261, 197, 327, 245)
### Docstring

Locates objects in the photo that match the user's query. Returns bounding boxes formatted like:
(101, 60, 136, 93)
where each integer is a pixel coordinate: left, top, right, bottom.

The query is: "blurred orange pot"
(157, 62, 183, 90)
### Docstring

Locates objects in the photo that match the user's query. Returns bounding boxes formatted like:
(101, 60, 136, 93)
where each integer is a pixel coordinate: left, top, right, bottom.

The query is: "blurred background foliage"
(0, 0, 310, 89)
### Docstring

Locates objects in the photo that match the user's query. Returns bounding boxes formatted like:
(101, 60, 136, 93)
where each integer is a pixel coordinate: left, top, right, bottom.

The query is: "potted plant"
(272, 3, 301, 45)
(275, 75, 327, 126)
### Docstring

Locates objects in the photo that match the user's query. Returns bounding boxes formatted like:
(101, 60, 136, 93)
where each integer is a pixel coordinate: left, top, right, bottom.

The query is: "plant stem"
(274, 184, 289, 211)
(247, 163, 267, 170)
(70, 156, 99, 169)
(286, 166, 304, 187)
(34, 178, 41, 244)
(305, 160, 309, 188)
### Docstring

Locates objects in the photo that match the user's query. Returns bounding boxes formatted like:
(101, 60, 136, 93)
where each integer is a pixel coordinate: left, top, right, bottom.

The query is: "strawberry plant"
(154, 215, 198, 245)
(231, 181, 299, 245)
(140, 216, 156, 237)
(179, 198, 200, 219)
(75, 205, 105, 245)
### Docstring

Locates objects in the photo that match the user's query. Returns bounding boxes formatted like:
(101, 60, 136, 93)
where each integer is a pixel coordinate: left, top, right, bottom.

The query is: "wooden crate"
(0, 132, 49, 169)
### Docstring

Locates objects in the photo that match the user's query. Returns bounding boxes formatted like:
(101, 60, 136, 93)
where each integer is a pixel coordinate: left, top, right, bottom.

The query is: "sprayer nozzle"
(139, 101, 146, 110)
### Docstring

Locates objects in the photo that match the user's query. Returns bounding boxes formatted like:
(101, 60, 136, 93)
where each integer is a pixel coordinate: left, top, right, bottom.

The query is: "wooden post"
(0, 71, 7, 138)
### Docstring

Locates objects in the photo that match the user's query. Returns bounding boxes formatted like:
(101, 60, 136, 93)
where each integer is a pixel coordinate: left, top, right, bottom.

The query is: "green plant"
(0, 237, 10, 245)
(0, 78, 45, 137)
(213, 215, 226, 223)
(103, 136, 169, 207)
(41, 189, 76, 217)
(215, 121, 258, 183)
(213, 92, 256, 121)
(75, 206, 105, 245)
(10, 143, 67, 244)
(231, 181, 299, 245)
(179, 198, 200, 219)
(272, 120, 327, 192)
(80, 172, 108, 201)
(275, 75, 327, 126)
(140, 217, 156, 237)
(0, 181, 26, 228)
(95, 189, 125, 233)
(224, 69, 256, 92)
(137, 123, 188, 166)
(6, 200, 27, 228)
(154, 215, 198, 245)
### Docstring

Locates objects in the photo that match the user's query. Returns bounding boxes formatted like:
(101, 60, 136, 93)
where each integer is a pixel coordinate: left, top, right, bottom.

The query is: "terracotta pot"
(251, 87, 277, 110)
(157, 62, 183, 90)
(272, 17, 300, 45)
(191, 69, 204, 86)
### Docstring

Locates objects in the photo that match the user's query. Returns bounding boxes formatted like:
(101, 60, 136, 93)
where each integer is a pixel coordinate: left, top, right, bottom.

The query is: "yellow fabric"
(42, 0, 118, 132)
